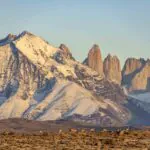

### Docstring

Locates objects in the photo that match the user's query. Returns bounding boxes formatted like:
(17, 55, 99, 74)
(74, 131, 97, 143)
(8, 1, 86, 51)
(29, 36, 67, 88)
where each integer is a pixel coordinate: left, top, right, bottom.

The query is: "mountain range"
(0, 31, 149, 126)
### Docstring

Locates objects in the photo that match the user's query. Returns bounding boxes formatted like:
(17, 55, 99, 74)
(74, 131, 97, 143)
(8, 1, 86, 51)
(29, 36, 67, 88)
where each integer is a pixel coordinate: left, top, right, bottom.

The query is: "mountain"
(122, 58, 150, 92)
(0, 31, 150, 126)
(0, 31, 131, 126)
(83, 44, 104, 76)
(103, 54, 122, 85)
(83, 46, 150, 125)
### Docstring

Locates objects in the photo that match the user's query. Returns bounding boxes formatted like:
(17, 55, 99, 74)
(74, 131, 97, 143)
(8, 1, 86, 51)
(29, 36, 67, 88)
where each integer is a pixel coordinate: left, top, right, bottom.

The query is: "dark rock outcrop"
(0, 34, 16, 46)
(59, 44, 75, 60)
(54, 44, 75, 64)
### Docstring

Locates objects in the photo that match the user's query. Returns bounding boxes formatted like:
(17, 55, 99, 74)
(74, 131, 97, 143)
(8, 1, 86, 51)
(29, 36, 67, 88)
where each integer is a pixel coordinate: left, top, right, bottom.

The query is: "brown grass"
(0, 130, 149, 150)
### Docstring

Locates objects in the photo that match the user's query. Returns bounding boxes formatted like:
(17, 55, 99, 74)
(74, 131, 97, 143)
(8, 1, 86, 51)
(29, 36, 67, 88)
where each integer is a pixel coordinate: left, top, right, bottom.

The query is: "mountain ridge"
(0, 31, 149, 126)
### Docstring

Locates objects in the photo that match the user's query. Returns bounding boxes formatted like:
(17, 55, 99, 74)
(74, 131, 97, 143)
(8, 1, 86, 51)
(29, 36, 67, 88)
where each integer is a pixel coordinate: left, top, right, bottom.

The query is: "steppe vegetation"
(0, 129, 150, 150)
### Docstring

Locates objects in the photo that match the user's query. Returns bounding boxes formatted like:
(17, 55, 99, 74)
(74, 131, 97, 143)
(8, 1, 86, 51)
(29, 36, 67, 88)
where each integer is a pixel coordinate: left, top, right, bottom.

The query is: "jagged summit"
(122, 57, 150, 91)
(0, 30, 32, 39)
(59, 44, 75, 60)
(0, 33, 16, 46)
(106, 54, 118, 59)
(15, 30, 34, 39)
(85, 44, 104, 76)
(59, 44, 70, 52)
(89, 44, 100, 52)
(20, 30, 33, 35)
(103, 54, 122, 85)
(7, 33, 16, 39)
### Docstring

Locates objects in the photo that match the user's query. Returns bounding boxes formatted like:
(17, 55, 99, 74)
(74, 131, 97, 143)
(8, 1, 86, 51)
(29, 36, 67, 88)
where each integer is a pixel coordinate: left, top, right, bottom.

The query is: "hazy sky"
(0, 0, 150, 66)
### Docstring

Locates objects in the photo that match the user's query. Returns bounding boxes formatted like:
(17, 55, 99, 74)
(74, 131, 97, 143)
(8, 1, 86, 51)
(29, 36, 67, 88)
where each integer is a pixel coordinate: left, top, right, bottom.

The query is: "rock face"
(0, 34, 16, 46)
(86, 44, 103, 76)
(122, 58, 150, 91)
(131, 60, 150, 91)
(103, 54, 122, 84)
(59, 44, 74, 60)
(54, 44, 75, 64)
(0, 34, 56, 101)
(122, 58, 145, 79)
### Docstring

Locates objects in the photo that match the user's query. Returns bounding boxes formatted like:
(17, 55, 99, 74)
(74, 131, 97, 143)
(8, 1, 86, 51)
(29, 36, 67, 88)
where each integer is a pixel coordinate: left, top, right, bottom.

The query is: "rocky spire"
(121, 58, 150, 91)
(122, 58, 146, 87)
(122, 58, 145, 77)
(103, 54, 122, 84)
(129, 60, 150, 91)
(87, 44, 103, 75)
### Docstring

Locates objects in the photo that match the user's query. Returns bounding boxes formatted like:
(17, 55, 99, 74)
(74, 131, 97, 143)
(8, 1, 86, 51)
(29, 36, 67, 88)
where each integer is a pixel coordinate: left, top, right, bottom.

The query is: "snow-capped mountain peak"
(0, 31, 131, 126)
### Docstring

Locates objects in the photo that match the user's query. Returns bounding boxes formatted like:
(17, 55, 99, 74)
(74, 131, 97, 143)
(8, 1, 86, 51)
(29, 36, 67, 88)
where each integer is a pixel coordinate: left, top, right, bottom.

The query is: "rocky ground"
(0, 129, 150, 150)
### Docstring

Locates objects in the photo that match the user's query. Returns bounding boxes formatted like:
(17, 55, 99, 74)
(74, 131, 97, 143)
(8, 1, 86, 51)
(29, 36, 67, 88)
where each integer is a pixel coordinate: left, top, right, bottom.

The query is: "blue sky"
(0, 0, 150, 66)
